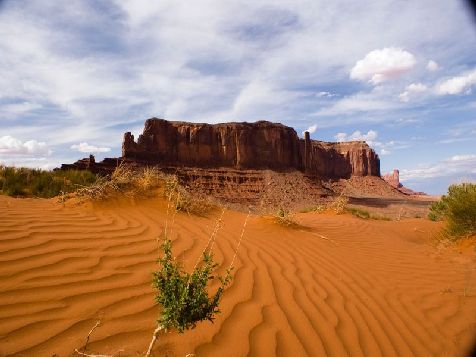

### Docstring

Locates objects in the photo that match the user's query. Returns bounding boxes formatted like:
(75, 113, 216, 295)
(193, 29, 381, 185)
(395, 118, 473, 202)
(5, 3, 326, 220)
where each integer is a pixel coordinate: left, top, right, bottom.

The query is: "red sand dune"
(0, 195, 475, 356)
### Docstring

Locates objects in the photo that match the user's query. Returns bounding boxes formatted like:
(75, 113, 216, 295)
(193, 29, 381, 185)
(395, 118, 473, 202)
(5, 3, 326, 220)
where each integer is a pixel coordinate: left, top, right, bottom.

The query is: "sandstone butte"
(382, 169, 427, 196)
(63, 117, 380, 179)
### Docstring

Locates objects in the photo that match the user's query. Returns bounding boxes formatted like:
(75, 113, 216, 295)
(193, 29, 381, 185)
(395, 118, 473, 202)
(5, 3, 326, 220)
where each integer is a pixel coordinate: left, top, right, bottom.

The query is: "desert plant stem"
(208, 208, 225, 252)
(74, 350, 112, 357)
(145, 324, 164, 357)
(191, 208, 225, 272)
(82, 320, 101, 353)
(229, 210, 250, 270)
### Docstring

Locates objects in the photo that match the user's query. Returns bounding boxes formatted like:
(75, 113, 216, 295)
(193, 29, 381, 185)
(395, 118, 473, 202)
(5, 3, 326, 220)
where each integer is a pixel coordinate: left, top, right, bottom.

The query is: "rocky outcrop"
(122, 118, 380, 179)
(382, 169, 426, 196)
(383, 169, 401, 189)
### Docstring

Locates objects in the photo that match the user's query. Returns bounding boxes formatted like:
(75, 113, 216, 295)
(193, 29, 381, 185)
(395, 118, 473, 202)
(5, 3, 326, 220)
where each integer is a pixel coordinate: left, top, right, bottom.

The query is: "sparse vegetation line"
(0, 165, 97, 198)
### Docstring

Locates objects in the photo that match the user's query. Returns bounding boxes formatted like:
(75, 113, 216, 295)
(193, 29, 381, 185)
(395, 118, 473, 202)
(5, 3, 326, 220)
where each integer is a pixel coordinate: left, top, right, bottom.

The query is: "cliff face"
(123, 119, 300, 169)
(122, 118, 380, 179)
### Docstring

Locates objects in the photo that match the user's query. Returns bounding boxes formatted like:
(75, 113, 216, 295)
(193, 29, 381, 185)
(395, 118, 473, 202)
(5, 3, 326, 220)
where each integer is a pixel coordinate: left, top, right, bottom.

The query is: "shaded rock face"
(122, 118, 380, 179)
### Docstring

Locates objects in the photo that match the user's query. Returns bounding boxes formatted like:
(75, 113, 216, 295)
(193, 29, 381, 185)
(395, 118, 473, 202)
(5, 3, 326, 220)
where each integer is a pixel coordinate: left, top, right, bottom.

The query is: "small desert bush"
(274, 207, 300, 227)
(429, 183, 476, 238)
(145, 209, 248, 356)
(152, 236, 232, 333)
(0, 165, 97, 198)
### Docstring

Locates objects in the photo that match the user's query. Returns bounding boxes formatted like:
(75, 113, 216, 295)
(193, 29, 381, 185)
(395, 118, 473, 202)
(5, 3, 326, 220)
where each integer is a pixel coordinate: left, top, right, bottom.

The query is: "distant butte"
(120, 118, 380, 178)
(61, 118, 409, 208)
(382, 169, 427, 196)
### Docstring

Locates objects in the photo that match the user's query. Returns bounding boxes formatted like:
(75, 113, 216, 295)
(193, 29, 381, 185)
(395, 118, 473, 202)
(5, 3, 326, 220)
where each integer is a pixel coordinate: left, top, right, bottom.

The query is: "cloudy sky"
(1, 0, 475, 194)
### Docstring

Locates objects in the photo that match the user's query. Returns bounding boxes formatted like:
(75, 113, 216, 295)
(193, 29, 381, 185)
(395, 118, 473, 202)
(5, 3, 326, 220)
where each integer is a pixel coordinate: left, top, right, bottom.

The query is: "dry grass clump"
(329, 195, 349, 214)
(76, 164, 160, 201)
(299, 196, 348, 215)
(299, 198, 391, 221)
(345, 207, 391, 221)
(76, 167, 214, 214)
(163, 175, 213, 216)
(273, 207, 301, 228)
(299, 204, 325, 213)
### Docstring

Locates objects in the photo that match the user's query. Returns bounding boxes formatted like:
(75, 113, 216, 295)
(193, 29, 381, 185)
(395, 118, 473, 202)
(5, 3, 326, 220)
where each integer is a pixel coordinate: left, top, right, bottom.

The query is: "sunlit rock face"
(122, 118, 380, 179)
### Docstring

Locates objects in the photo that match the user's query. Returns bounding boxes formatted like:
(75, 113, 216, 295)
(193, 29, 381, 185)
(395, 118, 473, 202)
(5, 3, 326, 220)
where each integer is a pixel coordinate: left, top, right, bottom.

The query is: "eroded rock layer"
(122, 118, 380, 178)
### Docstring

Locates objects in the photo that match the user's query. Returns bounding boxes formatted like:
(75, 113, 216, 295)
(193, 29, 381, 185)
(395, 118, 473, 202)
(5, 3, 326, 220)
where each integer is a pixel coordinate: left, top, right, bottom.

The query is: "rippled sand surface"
(0, 195, 475, 356)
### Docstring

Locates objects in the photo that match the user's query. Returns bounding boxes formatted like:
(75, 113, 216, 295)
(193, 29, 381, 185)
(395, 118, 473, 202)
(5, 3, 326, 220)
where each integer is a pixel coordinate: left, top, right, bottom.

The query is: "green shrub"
(430, 183, 476, 237)
(0, 166, 97, 198)
(428, 199, 446, 221)
(152, 236, 232, 332)
(146, 232, 234, 356)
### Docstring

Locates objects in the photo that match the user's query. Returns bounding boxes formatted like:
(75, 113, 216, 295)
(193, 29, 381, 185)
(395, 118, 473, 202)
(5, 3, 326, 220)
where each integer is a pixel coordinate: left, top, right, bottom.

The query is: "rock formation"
(121, 118, 380, 178)
(383, 169, 401, 189)
(382, 169, 426, 196)
(61, 118, 392, 207)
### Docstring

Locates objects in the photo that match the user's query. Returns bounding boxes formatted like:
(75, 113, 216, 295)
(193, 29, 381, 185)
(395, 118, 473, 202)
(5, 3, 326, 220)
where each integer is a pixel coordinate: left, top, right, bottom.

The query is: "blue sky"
(0, 0, 475, 194)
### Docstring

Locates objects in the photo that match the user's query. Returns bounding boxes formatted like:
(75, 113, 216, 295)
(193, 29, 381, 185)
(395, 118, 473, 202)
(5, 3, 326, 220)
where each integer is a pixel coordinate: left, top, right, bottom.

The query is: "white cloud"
(0, 135, 51, 156)
(449, 154, 476, 162)
(316, 91, 335, 98)
(315, 88, 397, 117)
(302, 124, 317, 136)
(334, 131, 410, 156)
(334, 130, 378, 142)
(406, 83, 428, 93)
(436, 68, 476, 95)
(350, 47, 416, 84)
(400, 154, 476, 181)
(0, 156, 60, 170)
(70, 143, 111, 153)
(398, 82, 428, 102)
(426, 60, 439, 72)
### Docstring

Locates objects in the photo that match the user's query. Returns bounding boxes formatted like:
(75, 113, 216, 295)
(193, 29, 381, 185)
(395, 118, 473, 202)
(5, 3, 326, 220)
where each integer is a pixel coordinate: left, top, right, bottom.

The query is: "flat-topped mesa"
(122, 118, 380, 179)
(123, 119, 300, 170)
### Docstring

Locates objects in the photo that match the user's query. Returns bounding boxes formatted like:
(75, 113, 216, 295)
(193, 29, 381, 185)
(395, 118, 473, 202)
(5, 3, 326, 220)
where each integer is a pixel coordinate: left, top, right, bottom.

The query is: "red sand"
(0, 195, 475, 356)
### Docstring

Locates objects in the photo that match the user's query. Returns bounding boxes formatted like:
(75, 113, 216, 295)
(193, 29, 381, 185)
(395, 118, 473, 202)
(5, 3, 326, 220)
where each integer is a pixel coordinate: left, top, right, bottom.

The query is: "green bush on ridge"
(428, 183, 476, 238)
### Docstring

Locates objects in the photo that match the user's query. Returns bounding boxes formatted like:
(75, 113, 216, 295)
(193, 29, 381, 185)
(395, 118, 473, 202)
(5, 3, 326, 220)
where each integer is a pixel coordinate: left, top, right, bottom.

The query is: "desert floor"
(0, 195, 475, 356)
